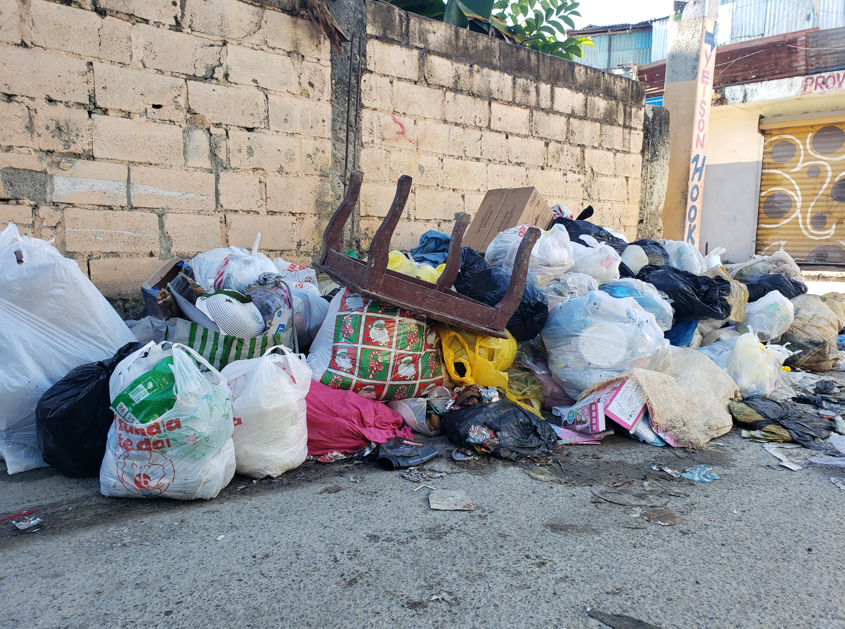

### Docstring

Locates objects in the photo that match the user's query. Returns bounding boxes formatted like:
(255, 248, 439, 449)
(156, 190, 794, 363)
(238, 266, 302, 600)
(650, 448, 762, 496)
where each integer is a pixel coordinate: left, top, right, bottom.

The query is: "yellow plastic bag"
(438, 324, 541, 417)
(388, 251, 445, 284)
(416, 263, 445, 283)
(506, 368, 544, 414)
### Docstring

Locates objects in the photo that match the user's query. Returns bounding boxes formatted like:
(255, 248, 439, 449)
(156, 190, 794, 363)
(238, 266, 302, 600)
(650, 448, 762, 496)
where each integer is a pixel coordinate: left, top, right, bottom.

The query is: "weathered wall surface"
(0, 0, 646, 304)
(358, 2, 646, 251)
(638, 105, 669, 239)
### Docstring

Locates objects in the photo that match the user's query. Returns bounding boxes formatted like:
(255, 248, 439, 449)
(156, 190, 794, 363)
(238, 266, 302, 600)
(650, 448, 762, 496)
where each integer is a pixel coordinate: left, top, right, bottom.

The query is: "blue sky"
(570, 0, 671, 29)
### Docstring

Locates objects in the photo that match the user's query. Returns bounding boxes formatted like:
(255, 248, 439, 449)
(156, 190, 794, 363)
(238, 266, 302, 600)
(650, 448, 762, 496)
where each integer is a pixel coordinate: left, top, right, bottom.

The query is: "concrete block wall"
(0, 0, 332, 303)
(360, 1, 646, 250)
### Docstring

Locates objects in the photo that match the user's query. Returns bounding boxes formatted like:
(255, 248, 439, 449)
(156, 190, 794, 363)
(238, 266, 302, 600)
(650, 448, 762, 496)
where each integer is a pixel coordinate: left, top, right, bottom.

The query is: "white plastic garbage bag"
(661, 239, 707, 274)
(743, 290, 795, 342)
(291, 284, 330, 348)
(697, 337, 738, 369)
(221, 346, 311, 478)
(727, 249, 803, 281)
(540, 272, 598, 308)
(191, 234, 276, 294)
(542, 291, 670, 398)
(0, 225, 136, 474)
(569, 235, 621, 285)
(273, 257, 320, 287)
(101, 343, 235, 499)
(599, 279, 674, 331)
(485, 224, 574, 286)
(725, 333, 793, 398)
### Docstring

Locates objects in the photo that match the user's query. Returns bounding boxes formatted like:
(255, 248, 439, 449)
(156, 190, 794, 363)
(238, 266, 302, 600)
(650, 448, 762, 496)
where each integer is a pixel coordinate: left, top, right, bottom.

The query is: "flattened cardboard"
(462, 187, 553, 253)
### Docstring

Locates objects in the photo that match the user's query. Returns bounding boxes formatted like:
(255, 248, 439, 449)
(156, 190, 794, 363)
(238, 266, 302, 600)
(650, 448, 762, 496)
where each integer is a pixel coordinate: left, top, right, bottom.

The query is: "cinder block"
(359, 147, 389, 183)
(553, 87, 586, 116)
(388, 152, 441, 188)
(0, 0, 20, 43)
(94, 63, 186, 122)
(629, 130, 644, 153)
(300, 138, 331, 176)
(532, 111, 568, 142)
(538, 83, 552, 109)
(299, 61, 331, 101)
(130, 166, 215, 212)
(442, 158, 486, 191)
(226, 45, 300, 94)
(414, 188, 462, 221)
(229, 130, 298, 172)
(359, 182, 406, 218)
(0, 47, 89, 104)
(29, 0, 101, 58)
(547, 142, 581, 171)
(487, 164, 526, 189)
(0, 101, 32, 148)
(408, 13, 456, 55)
(291, 213, 328, 252)
(424, 54, 470, 91)
(32, 105, 90, 154)
(226, 213, 299, 251)
(89, 257, 167, 299)
(566, 172, 587, 200)
(99, 17, 132, 65)
(481, 131, 508, 163)
(393, 81, 445, 119)
(444, 92, 477, 126)
(490, 102, 529, 135)
(471, 66, 512, 102)
(219, 171, 263, 212)
(366, 0, 406, 43)
(596, 176, 627, 202)
(600, 125, 625, 151)
(417, 120, 450, 155)
(514, 77, 537, 108)
(585, 148, 615, 176)
(624, 104, 646, 130)
(367, 40, 419, 82)
(184, 0, 263, 41)
(568, 119, 600, 147)
(131, 23, 223, 78)
(377, 113, 418, 148)
(268, 95, 330, 138)
(456, 27, 500, 67)
(508, 136, 546, 167)
(587, 96, 623, 126)
(0, 204, 33, 230)
(266, 175, 332, 214)
(188, 82, 266, 128)
(628, 177, 642, 203)
(51, 160, 128, 206)
(64, 207, 161, 254)
(93, 116, 184, 166)
(165, 213, 223, 256)
(266, 10, 329, 60)
(526, 167, 565, 200)
(98, 0, 179, 25)
(185, 125, 212, 169)
(361, 73, 393, 111)
(615, 152, 642, 178)
(455, 127, 483, 159)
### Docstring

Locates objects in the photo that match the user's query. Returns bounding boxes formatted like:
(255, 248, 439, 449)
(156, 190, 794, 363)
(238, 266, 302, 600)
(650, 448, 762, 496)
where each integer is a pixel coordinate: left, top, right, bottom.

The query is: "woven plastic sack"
(569, 235, 621, 285)
(542, 291, 670, 398)
(221, 346, 311, 478)
(781, 294, 842, 371)
(743, 290, 794, 342)
(725, 333, 792, 398)
(307, 289, 443, 401)
(0, 225, 136, 474)
(101, 343, 235, 500)
(485, 224, 574, 287)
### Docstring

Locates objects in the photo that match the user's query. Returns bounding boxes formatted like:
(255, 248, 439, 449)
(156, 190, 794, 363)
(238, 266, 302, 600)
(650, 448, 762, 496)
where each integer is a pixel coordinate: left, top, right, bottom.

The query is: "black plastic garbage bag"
(740, 272, 808, 302)
(630, 239, 670, 265)
(636, 264, 732, 320)
(554, 217, 628, 252)
(456, 266, 549, 342)
(443, 399, 557, 457)
(36, 342, 140, 477)
(729, 397, 837, 452)
(453, 247, 489, 295)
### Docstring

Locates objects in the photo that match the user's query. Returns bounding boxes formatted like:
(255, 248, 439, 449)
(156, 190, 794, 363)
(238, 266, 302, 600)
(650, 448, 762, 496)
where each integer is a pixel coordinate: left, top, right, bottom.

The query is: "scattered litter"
(0, 508, 37, 524)
(216, 535, 224, 541)
(831, 477, 845, 490)
(815, 380, 838, 395)
(680, 465, 720, 482)
(413, 484, 437, 492)
(807, 456, 845, 468)
(429, 489, 474, 511)
(375, 438, 440, 470)
(401, 467, 445, 483)
(763, 443, 805, 471)
(429, 593, 454, 603)
(452, 448, 478, 461)
(12, 516, 42, 531)
(587, 608, 663, 629)
(54, 506, 70, 512)
(349, 476, 361, 483)
(643, 508, 684, 526)
(652, 465, 681, 478)
(591, 484, 669, 507)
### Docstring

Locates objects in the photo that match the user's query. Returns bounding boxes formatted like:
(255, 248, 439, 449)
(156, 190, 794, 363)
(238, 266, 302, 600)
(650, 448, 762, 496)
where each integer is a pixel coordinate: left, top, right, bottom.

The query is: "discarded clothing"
(375, 437, 440, 470)
(305, 381, 412, 456)
(409, 230, 451, 267)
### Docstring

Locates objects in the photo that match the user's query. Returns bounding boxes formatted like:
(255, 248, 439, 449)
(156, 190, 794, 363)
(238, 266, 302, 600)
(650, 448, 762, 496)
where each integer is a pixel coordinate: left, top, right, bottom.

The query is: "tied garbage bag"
(569, 235, 621, 285)
(455, 266, 549, 342)
(727, 249, 803, 281)
(542, 291, 670, 398)
(307, 289, 443, 401)
(660, 239, 707, 274)
(743, 291, 794, 341)
(555, 218, 628, 252)
(221, 347, 311, 478)
(453, 247, 489, 294)
(697, 336, 738, 370)
(636, 265, 732, 321)
(781, 295, 842, 372)
(36, 342, 140, 478)
(191, 234, 276, 294)
(539, 272, 598, 308)
(0, 224, 137, 474)
(485, 224, 574, 287)
(740, 272, 807, 302)
(443, 399, 558, 458)
(599, 279, 674, 331)
(513, 339, 575, 409)
(101, 343, 236, 500)
(272, 257, 319, 288)
(725, 333, 793, 398)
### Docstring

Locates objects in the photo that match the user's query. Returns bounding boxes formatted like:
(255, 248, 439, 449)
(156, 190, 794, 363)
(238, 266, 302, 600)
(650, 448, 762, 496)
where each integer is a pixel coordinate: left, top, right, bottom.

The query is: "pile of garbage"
(3, 188, 845, 501)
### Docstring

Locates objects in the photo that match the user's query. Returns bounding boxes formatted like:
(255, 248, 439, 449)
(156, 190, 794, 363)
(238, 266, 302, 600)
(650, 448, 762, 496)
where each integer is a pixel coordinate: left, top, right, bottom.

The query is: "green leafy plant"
(383, 0, 591, 60)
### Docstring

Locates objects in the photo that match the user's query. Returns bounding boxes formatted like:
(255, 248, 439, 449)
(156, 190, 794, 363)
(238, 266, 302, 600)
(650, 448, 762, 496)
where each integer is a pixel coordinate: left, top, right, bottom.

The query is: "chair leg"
(320, 170, 364, 265)
(435, 213, 470, 292)
(366, 175, 412, 290)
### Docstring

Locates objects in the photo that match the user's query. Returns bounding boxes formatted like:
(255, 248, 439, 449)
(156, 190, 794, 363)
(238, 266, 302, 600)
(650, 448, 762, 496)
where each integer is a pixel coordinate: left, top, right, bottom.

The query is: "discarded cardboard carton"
(553, 389, 606, 434)
(141, 257, 184, 320)
(463, 187, 553, 253)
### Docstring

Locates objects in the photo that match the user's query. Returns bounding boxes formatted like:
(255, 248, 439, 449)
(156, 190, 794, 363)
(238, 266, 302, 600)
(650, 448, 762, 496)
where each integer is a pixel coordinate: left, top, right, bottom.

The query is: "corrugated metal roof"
(807, 26, 845, 73)
(765, 0, 817, 38)
(731, 0, 767, 42)
(819, 0, 845, 29)
(651, 17, 669, 62)
(569, 19, 659, 36)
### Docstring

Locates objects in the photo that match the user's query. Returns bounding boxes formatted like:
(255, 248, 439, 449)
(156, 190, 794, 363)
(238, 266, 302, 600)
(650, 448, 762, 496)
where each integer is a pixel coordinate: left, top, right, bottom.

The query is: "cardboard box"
(462, 187, 553, 252)
(553, 390, 606, 434)
(141, 257, 184, 320)
(603, 377, 648, 430)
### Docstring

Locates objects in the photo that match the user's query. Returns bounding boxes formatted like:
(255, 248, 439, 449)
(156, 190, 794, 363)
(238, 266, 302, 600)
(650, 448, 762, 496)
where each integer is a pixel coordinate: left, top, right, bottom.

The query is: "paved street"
(2, 428, 843, 629)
